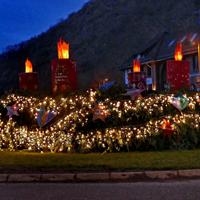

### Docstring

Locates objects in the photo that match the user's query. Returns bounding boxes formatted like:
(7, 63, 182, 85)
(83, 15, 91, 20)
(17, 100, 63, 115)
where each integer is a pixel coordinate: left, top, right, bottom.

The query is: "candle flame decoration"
(57, 37, 69, 59)
(133, 58, 140, 72)
(25, 58, 33, 73)
(174, 41, 183, 61)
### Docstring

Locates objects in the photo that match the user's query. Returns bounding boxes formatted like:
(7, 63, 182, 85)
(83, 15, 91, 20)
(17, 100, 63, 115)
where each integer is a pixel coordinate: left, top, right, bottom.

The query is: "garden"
(0, 83, 200, 155)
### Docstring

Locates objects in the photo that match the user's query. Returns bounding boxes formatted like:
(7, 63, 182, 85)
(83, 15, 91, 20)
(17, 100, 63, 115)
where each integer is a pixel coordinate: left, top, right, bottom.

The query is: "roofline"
(131, 31, 168, 57)
(119, 50, 198, 70)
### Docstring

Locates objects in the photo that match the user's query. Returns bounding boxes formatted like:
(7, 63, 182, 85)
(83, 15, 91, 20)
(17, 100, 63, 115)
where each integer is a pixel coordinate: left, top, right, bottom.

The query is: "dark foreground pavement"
(1, 180, 200, 200)
(1, 169, 200, 183)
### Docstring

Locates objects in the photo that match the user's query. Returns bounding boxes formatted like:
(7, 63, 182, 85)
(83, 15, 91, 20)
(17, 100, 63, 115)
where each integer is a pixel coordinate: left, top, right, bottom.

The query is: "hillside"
(0, 0, 200, 94)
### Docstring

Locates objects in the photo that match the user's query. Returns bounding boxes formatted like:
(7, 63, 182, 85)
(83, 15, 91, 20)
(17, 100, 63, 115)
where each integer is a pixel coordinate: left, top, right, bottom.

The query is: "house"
(119, 27, 200, 91)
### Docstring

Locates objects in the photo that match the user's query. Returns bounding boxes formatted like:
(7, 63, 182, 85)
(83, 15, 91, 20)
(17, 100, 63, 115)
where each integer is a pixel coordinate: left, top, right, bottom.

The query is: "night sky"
(0, 0, 89, 53)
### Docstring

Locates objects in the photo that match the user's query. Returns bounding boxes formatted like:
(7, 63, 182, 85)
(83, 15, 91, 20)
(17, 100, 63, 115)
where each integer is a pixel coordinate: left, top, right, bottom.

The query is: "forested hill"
(0, 0, 200, 94)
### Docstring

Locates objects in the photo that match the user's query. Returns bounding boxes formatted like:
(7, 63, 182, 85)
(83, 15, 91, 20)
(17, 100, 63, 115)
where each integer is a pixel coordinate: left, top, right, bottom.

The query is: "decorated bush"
(0, 85, 200, 153)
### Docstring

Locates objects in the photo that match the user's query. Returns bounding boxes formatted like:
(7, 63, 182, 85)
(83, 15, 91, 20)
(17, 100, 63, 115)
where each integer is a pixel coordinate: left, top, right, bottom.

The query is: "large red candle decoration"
(51, 37, 77, 94)
(127, 58, 146, 90)
(19, 58, 39, 91)
(166, 42, 190, 91)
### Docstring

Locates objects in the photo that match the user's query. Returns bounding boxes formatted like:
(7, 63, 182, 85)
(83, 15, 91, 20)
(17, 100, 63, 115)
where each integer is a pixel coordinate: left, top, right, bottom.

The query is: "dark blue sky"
(0, 0, 89, 53)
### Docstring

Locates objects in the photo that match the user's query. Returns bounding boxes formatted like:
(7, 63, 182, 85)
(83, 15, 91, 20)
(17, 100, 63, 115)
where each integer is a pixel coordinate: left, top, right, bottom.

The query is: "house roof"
(119, 27, 200, 70)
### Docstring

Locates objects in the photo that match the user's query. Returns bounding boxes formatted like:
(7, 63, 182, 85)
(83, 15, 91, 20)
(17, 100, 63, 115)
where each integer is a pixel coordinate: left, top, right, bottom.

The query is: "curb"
(1, 169, 200, 183)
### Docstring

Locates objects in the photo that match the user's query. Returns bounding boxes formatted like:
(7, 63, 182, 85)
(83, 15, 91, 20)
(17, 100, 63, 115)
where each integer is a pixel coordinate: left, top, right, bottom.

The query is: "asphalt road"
(0, 180, 200, 200)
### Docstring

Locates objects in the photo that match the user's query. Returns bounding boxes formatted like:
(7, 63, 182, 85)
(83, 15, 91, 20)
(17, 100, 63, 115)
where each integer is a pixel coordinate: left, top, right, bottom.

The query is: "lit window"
(181, 36, 187, 42)
(125, 68, 132, 85)
(168, 39, 175, 46)
(191, 33, 198, 41)
(193, 55, 199, 71)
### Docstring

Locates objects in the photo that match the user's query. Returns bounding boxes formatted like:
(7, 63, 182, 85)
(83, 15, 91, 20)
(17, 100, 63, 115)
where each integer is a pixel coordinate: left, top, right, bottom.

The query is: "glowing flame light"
(133, 58, 140, 72)
(57, 37, 69, 59)
(174, 42, 183, 61)
(25, 58, 33, 73)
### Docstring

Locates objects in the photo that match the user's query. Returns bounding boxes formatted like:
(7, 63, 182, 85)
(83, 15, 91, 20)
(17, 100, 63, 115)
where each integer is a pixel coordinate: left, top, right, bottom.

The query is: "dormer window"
(181, 36, 187, 42)
(168, 39, 175, 46)
(191, 33, 198, 41)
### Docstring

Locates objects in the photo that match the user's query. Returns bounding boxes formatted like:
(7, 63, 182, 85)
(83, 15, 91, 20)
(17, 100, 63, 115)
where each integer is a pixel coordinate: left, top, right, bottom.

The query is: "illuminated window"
(181, 36, 187, 42)
(191, 33, 198, 41)
(125, 68, 132, 85)
(193, 55, 199, 71)
(168, 39, 175, 46)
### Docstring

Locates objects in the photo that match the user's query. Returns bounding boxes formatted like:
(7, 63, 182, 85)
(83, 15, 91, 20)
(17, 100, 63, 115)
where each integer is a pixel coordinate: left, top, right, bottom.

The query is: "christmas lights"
(0, 91, 199, 153)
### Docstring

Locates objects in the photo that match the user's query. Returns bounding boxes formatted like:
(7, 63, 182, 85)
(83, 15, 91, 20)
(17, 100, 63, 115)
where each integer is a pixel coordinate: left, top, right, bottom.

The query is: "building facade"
(119, 28, 200, 91)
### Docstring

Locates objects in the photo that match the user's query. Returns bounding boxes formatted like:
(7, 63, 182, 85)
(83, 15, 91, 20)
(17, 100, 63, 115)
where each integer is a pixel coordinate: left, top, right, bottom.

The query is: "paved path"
(1, 169, 200, 183)
(1, 180, 200, 200)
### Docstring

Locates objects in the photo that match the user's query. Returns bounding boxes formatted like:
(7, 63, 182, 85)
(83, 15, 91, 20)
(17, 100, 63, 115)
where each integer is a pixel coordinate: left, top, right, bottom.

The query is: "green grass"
(1, 149, 200, 172)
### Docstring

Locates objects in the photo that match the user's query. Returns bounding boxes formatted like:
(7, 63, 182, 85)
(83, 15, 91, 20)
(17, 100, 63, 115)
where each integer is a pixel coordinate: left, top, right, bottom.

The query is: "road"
(0, 180, 200, 200)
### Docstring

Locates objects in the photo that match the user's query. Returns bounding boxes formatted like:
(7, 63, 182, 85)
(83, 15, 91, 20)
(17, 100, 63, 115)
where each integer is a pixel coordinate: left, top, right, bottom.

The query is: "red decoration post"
(51, 38, 77, 94)
(166, 42, 190, 91)
(127, 58, 146, 89)
(19, 58, 39, 91)
(51, 59, 77, 94)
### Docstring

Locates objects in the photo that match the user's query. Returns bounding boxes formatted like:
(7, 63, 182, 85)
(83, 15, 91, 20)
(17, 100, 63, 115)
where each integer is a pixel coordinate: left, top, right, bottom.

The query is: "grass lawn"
(1, 149, 200, 172)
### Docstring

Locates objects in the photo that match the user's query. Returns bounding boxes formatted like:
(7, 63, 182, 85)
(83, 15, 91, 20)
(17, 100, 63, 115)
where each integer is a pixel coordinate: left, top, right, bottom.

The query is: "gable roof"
(119, 27, 200, 70)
